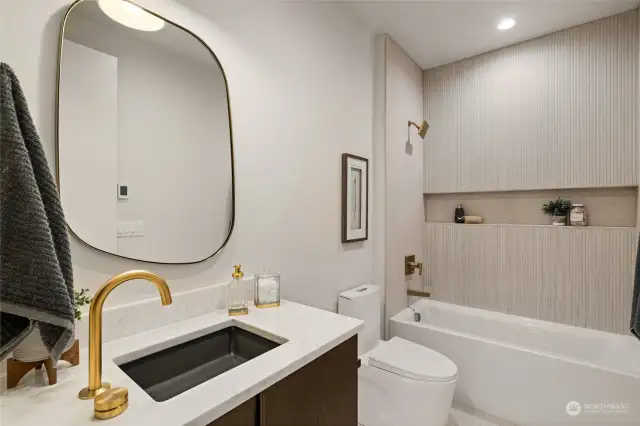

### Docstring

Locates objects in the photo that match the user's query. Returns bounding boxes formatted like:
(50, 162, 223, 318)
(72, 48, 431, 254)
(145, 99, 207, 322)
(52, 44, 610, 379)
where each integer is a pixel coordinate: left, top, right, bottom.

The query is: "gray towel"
(0, 63, 75, 363)
(631, 237, 640, 340)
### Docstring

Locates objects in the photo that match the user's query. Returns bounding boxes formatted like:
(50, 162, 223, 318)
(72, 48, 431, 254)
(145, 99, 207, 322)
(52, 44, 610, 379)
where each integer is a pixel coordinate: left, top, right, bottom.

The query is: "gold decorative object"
(78, 270, 172, 400)
(94, 387, 129, 420)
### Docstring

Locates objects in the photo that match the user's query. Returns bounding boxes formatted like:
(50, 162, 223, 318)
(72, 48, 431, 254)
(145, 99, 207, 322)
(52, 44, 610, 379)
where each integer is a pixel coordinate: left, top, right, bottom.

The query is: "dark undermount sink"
(118, 326, 281, 402)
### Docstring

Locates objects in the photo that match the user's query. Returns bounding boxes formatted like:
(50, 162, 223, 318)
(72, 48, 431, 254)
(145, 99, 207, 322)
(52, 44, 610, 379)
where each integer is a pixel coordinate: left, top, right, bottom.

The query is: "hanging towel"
(631, 237, 640, 340)
(0, 63, 74, 363)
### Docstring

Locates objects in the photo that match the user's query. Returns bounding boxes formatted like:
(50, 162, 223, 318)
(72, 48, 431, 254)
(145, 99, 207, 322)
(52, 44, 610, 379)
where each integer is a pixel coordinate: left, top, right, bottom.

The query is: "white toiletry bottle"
(228, 265, 248, 316)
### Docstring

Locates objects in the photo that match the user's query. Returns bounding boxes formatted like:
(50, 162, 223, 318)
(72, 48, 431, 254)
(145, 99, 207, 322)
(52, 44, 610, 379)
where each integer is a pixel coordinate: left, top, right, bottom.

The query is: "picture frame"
(341, 153, 369, 243)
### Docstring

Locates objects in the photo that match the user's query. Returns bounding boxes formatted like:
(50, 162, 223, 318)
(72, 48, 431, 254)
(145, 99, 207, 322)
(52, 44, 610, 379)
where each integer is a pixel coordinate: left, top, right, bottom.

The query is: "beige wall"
(382, 37, 424, 335)
(421, 10, 640, 334)
(422, 223, 637, 334)
(424, 10, 639, 194)
(425, 187, 638, 227)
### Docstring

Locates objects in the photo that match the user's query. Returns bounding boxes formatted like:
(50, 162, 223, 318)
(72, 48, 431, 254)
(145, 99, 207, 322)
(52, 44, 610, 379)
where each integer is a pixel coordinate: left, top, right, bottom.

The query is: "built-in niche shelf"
(437, 223, 636, 231)
(424, 187, 638, 228)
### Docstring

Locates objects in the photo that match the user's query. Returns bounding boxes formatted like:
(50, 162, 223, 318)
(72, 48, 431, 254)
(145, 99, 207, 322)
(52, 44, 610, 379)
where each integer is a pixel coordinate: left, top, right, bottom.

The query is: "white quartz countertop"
(1, 300, 363, 426)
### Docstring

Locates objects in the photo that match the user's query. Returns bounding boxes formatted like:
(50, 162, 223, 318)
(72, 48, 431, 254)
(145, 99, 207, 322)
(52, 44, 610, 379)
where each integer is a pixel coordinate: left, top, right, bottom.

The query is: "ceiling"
(347, 0, 640, 69)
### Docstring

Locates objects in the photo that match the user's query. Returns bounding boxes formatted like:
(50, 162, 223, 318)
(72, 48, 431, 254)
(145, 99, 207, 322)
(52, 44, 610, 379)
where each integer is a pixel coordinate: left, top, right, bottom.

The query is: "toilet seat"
(367, 337, 457, 382)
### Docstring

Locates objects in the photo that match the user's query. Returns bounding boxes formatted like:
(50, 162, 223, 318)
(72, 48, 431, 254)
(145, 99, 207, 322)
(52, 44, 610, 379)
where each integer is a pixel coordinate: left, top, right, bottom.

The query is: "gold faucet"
(78, 270, 172, 400)
(407, 289, 430, 298)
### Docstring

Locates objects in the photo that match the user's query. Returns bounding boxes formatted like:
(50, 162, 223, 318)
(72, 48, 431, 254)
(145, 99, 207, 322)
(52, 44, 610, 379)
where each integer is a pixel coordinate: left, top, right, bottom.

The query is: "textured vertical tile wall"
(424, 10, 639, 194)
(422, 223, 638, 334)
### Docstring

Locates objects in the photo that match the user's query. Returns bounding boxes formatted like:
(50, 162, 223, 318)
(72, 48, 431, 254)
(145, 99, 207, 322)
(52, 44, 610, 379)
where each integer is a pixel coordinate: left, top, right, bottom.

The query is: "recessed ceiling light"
(497, 17, 516, 31)
(98, 0, 165, 32)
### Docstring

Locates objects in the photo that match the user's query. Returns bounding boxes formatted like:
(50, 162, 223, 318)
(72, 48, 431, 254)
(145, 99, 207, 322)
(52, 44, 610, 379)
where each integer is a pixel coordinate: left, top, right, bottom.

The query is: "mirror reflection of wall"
(58, 0, 234, 264)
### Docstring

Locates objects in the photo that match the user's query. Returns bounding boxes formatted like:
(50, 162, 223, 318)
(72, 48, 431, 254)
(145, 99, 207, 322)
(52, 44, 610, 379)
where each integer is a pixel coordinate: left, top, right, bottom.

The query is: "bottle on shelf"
(454, 204, 465, 223)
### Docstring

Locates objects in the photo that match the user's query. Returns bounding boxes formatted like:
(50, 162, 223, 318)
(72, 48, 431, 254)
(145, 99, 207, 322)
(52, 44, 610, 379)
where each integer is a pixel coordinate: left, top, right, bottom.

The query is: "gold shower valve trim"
(404, 255, 423, 276)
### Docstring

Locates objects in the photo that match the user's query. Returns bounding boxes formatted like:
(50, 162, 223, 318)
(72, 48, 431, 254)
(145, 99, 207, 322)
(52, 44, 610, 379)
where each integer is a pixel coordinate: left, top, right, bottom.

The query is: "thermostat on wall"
(117, 184, 129, 200)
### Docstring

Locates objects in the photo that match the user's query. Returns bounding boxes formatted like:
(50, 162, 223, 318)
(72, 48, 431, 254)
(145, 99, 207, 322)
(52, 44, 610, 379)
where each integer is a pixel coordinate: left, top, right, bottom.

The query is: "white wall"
(114, 41, 230, 262)
(59, 40, 118, 253)
(381, 37, 424, 332)
(1, 0, 373, 312)
(63, 14, 231, 263)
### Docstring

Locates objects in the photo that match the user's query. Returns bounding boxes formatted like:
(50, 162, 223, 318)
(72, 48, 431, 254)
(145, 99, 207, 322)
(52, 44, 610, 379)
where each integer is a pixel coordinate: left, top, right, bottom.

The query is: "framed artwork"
(341, 153, 369, 243)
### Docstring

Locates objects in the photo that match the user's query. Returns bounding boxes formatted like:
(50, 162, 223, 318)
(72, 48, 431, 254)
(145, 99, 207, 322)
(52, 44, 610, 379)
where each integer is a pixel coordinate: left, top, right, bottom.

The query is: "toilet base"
(357, 355, 456, 426)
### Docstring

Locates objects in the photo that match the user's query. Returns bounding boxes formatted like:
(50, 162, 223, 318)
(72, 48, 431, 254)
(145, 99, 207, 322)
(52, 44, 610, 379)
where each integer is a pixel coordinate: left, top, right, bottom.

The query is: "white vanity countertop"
(1, 300, 363, 426)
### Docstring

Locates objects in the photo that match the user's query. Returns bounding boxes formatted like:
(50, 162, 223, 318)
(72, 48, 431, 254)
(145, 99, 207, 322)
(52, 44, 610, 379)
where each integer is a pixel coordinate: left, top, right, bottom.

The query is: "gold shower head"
(408, 120, 429, 139)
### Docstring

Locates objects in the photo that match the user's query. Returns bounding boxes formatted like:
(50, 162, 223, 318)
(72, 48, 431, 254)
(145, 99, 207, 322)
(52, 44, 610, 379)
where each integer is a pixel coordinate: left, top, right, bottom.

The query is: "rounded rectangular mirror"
(56, 0, 234, 264)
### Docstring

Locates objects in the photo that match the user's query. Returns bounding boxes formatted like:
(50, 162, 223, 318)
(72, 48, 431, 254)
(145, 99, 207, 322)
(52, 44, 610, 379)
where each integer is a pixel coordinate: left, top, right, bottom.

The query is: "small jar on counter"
(569, 204, 588, 226)
(254, 273, 280, 308)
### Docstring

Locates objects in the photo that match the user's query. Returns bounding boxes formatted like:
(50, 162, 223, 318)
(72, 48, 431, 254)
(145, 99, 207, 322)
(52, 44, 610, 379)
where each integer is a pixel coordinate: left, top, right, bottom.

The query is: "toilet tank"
(338, 285, 381, 355)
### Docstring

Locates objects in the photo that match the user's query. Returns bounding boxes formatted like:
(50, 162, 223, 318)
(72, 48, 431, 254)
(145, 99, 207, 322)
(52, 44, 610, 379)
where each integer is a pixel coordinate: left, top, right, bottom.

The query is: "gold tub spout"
(407, 289, 430, 298)
(78, 270, 172, 400)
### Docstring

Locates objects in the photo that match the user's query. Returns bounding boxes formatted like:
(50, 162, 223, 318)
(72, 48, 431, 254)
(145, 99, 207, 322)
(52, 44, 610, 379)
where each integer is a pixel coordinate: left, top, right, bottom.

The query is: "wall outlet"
(117, 221, 144, 237)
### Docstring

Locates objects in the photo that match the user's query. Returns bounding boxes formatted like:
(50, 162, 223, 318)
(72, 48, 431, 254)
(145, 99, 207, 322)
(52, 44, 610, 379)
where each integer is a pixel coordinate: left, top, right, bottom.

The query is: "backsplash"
(420, 223, 638, 334)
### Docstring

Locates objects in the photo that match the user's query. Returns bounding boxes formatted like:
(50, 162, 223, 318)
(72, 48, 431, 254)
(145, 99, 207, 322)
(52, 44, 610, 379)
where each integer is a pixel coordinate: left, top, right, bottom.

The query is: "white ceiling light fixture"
(497, 17, 516, 31)
(98, 0, 165, 32)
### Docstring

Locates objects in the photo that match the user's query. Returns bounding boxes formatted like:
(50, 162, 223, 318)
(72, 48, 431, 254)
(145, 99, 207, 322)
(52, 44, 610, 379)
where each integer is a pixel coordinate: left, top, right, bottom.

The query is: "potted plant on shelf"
(12, 288, 91, 363)
(541, 198, 572, 226)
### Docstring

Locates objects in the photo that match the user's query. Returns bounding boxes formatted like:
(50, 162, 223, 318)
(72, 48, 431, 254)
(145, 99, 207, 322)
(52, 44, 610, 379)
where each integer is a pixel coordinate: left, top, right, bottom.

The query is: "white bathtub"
(391, 299, 640, 425)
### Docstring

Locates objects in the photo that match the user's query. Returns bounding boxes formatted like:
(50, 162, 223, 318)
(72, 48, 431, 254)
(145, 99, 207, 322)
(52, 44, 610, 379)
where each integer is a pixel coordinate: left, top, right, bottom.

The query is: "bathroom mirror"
(56, 0, 234, 264)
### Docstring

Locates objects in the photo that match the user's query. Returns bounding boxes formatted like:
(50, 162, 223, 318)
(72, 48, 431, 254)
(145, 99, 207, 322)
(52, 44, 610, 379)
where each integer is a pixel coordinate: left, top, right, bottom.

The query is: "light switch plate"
(117, 221, 144, 238)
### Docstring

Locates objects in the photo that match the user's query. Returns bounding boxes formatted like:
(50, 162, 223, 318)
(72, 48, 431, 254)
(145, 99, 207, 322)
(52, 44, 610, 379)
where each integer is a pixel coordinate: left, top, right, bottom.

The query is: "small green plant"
(541, 198, 572, 217)
(74, 288, 92, 321)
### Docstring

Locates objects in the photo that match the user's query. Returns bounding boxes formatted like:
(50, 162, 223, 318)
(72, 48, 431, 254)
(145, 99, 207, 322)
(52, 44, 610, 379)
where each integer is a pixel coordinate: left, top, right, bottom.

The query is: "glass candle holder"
(254, 273, 280, 308)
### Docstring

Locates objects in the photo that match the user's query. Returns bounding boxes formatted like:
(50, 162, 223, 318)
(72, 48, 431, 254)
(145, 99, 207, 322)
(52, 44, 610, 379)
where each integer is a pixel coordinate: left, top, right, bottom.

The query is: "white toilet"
(339, 285, 457, 426)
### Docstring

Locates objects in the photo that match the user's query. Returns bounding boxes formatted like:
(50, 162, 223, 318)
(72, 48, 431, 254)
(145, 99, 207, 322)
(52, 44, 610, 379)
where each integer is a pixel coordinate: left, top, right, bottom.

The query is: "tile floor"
(448, 409, 500, 426)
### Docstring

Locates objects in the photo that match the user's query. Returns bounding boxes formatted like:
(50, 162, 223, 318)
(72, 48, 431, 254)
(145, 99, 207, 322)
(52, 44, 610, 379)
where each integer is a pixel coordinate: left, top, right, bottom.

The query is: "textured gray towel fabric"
(631, 237, 640, 340)
(0, 63, 75, 362)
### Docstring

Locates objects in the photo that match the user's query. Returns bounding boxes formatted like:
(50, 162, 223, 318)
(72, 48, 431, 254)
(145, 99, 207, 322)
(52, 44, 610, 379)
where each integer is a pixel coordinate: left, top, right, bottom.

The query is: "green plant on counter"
(74, 288, 92, 321)
(541, 198, 572, 217)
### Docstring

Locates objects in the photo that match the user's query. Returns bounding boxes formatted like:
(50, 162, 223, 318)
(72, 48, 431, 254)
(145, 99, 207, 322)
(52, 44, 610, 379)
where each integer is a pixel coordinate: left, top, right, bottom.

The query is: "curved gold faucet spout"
(79, 270, 172, 400)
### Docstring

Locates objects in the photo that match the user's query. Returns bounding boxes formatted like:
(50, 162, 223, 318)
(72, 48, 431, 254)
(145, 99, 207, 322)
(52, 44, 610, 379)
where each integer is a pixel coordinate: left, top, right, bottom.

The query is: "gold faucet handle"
(94, 387, 128, 420)
(408, 261, 423, 276)
(414, 262, 423, 276)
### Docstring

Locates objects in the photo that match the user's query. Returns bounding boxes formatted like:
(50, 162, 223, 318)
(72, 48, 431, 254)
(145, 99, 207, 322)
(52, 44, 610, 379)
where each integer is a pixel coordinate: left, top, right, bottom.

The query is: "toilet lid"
(368, 337, 457, 382)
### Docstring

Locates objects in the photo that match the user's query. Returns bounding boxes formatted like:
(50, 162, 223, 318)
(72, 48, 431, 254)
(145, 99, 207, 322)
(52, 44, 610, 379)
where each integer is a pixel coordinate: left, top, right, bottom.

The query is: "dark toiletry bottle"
(454, 204, 465, 223)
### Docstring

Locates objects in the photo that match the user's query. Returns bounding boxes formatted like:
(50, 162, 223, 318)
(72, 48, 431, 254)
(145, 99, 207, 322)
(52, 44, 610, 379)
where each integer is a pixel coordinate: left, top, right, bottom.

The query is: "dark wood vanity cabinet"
(209, 336, 357, 426)
(210, 398, 257, 426)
